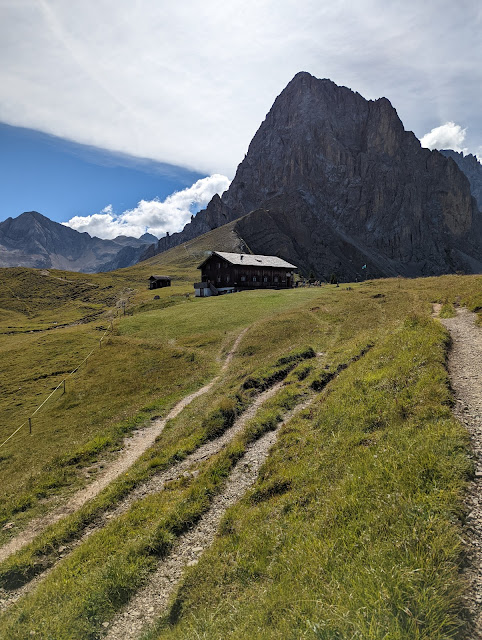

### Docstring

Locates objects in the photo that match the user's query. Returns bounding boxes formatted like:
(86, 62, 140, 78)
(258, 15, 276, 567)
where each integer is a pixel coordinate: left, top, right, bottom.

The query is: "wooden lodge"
(148, 275, 171, 290)
(194, 251, 297, 296)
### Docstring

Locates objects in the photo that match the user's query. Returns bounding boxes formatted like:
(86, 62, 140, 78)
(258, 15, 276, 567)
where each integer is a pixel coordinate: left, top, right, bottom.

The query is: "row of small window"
(216, 276, 286, 283)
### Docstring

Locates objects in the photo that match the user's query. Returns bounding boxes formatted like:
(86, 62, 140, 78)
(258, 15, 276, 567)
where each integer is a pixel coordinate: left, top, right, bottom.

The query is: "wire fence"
(0, 324, 113, 450)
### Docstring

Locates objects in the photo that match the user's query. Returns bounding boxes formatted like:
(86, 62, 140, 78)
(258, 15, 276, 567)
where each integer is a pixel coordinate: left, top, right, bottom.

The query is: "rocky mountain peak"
(143, 73, 482, 279)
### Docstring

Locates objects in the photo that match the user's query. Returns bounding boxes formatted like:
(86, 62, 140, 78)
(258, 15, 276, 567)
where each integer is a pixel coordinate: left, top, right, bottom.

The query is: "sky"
(0, 0, 481, 239)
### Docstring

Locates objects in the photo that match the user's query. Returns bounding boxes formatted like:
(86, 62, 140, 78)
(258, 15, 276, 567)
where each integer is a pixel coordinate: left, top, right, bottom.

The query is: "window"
(226, 276, 230, 283)
(241, 275, 246, 282)
(263, 276, 268, 282)
(217, 262, 221, 269)
(274, 276, 279, 283)
(253, 276, 257, 282)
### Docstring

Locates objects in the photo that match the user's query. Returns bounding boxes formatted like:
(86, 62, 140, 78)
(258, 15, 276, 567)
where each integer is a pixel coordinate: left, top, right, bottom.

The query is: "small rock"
(102, 622, 109, 628)
(2, 522, 14, 530)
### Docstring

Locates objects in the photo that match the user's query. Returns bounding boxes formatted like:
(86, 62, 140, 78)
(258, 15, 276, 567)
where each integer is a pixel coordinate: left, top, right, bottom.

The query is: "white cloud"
(0, 1, 481, 173)
(64, 174, 230, 239)
(420, 121, 467, 152)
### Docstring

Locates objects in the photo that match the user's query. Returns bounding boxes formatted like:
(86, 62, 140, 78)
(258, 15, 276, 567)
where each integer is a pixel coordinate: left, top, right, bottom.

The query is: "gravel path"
(439, 308, 482, 637)
(0, 329, 248, 564)
(103, 395, 314, 640)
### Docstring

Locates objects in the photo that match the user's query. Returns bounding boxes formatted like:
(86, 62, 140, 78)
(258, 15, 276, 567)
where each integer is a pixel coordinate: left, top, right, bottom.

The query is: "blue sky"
(0, 0, 480, 238)
(0, 122, 204, 227)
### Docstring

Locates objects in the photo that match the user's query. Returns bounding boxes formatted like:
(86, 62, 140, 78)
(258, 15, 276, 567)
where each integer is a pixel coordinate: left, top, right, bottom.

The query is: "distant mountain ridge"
(142, 72, 482, 280)
(0, 211, 156, 272)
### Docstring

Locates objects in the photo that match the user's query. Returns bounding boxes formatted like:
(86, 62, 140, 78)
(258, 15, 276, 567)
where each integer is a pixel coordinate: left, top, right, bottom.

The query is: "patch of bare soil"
(439, 307, 482, 637)
(0, 329, 248, 564)
(103, 395, 315, 640)
(432, 302, 442, 316)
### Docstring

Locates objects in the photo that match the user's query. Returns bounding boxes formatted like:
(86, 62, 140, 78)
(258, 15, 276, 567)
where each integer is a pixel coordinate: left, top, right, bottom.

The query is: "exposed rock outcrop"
(142, 72, 482, 279)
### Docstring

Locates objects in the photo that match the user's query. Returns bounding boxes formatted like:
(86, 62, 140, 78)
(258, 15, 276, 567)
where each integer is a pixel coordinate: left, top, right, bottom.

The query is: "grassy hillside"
(0, 225, 327, 540)
(0, 219, 244, 333)
(151, 316, 467, 640)
(0, 237, 482, 638)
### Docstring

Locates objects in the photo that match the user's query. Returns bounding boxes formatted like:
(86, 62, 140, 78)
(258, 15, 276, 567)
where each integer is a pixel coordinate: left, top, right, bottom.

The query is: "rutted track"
(0, 342, 373, 632)
(103, 345, 374, 640)
(0, 378, 282, 613)
(103, 395, 315, 640)
(0, 328, 248, 564)
(97, 382, 284, 523)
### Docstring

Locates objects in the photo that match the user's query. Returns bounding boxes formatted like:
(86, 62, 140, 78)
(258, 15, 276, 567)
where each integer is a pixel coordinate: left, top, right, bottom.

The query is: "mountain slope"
(143, 72, 482, 279)
(0, 212, 153, 273)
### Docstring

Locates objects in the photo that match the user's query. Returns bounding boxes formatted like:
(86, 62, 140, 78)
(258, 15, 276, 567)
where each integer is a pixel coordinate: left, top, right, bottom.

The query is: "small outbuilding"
(194, 251, 297, 296)
(193, 281, 220, 297)
(148, 275, 171, 290)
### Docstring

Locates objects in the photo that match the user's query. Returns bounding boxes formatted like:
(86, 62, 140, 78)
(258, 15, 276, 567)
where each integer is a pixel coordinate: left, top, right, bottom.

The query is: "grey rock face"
(0, 211, 151, 272)
(143, 72, 482, 279)
(439, 150, 482, 211)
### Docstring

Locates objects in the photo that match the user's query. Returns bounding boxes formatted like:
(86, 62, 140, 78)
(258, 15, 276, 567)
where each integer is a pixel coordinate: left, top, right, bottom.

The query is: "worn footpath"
(439, 308, 482, 637)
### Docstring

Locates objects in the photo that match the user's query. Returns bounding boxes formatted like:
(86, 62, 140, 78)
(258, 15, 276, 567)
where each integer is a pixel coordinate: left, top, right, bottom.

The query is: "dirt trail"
(0, 329, 248, 564)
(438, 307, 482, 637)
(103, 395, 314, 640)
(100, 380, 283, 523)
(0, 379, 283, 612)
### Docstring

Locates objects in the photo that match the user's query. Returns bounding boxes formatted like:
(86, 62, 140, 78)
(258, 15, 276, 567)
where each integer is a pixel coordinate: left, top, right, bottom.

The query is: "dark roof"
(198, 251, 297, 270)
(149, 275, 171, 280)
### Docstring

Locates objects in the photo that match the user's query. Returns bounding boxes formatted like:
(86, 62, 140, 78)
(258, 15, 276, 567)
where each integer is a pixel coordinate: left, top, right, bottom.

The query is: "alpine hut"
(148, 275, 171, 290)
(194, 251, 297, 296)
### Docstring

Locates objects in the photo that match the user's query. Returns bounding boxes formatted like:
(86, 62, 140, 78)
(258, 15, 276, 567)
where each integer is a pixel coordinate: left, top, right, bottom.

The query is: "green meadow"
(0, 229, 482, 638)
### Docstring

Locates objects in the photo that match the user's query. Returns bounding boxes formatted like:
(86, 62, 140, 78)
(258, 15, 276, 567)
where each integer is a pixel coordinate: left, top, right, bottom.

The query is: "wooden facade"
(196, 252, 297, 294)
(149, 275, 171, 290)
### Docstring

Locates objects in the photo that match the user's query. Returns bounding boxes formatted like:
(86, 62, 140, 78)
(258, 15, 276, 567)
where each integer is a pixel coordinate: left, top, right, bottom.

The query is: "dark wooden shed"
(149, 275, 171, 290)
